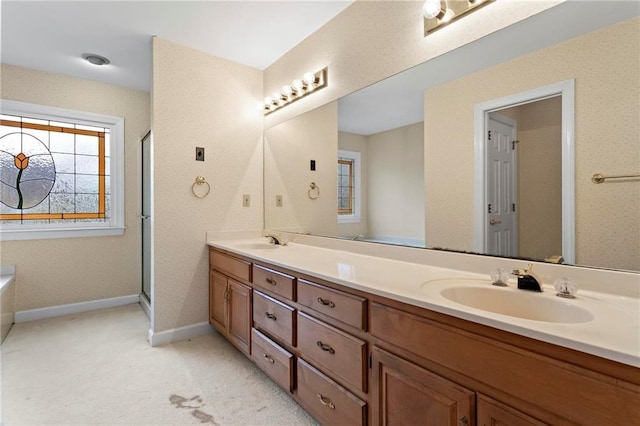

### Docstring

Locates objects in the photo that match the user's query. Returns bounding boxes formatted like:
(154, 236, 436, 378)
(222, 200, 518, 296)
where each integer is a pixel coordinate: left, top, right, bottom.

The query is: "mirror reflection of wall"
(264, 12, 639, 272)
(264, 101, 338, 235)
(337, 123, 425, 246)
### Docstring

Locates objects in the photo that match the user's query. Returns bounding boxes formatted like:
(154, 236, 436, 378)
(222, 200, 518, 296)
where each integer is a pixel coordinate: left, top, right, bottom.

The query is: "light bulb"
(422, 0, 442, 19)
(271, 93, 280, 104)
(292, 79, 304, 92)
(264, 96, 272, 105)
(303, 72, 316, 85)
(282, 85, 293, 97)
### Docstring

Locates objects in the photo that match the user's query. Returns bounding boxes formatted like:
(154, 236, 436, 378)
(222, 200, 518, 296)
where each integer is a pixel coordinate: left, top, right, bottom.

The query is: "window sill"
(337, 216, 361, 224)
(0, 226, 125, 241)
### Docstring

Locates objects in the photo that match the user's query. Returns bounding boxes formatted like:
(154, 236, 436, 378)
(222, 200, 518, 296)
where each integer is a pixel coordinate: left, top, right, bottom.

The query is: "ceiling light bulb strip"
(423, 0, 495, 36)
(264, 68, 328, 115)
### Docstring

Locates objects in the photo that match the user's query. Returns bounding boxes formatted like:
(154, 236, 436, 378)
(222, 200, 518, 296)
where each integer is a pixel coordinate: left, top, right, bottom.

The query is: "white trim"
(0, 99, 125, 241)
(147, 321, 214, 347)
(139, 294, 151, 320)
(337, 149, 362, 223)
(473, 79, 575, 264)
(14, 294, 140, 323)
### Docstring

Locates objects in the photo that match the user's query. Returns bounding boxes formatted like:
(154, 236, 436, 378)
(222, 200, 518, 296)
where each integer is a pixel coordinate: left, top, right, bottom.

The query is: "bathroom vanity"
(208, 238, 639, 425)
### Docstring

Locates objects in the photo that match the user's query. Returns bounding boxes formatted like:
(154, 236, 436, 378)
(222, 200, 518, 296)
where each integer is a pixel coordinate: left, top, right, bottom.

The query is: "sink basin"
(440, 286, 594, 323)
(232, 242, 280, 250)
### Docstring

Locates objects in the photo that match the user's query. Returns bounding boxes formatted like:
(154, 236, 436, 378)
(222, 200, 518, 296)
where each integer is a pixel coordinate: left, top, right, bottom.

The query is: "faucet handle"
(554, 277, 578, 298)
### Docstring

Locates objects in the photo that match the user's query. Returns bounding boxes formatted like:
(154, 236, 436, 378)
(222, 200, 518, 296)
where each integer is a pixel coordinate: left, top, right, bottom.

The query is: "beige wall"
(424, 18, 639, 271)
(264, 0, 562, 130)
(0, 64, 150, 310)
(264, 102, 338, 236)
(367, 122, 425, 244)
(501, 98, 562, 260)
(152, 38, 263, 332)
(337, 132, 368, 238)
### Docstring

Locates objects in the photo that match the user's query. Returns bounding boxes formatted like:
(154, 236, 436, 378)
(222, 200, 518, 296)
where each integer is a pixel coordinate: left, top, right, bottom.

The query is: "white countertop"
(208, 237, 640, 368)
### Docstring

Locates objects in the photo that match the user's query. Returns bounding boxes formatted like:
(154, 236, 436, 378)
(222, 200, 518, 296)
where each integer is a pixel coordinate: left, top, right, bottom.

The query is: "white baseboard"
(15, 294, 140, 323)
(139, 294, 151, 320)
(148, 321, 213, 347)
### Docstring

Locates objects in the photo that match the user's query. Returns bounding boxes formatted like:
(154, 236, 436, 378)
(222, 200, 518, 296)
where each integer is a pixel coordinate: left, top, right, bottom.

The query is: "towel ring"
(192, 176, 210, 198)
(308, 182, 320, 199)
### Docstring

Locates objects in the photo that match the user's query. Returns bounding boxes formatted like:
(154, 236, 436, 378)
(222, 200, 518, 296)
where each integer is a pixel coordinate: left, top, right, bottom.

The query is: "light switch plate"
(243, 194, 250, 207)
(196, 147, 205, 161)
(276, 195, 283, 207)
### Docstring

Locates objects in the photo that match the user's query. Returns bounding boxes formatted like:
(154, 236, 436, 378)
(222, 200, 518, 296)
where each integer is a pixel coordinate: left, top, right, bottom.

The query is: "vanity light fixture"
(81, 53, 110, 66)
(264, 68, 328, 115)
(423, 0, 495, 36)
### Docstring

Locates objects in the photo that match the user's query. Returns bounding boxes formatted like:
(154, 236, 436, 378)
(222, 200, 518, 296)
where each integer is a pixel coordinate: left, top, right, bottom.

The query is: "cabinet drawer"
(297, 312, 367, 392)
(253, 290, 295, 346)
(298, 279, 366, 330)
(251, 328, 294, 392)
(210, 250, 251, 282)
(252, 265, 295, 300)
(297, 358, 366, 426)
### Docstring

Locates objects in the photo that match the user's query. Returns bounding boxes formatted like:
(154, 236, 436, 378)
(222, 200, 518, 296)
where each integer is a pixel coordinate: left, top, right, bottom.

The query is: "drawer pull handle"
(317, 297, 336, 308)
(459, 416, 469, 426)
(265, 312, 277, 321)
(316, 393, 336, 410)
(265, 277, 277, 285)
(263, 354, 275, 364)
(316, 341, 335, 354)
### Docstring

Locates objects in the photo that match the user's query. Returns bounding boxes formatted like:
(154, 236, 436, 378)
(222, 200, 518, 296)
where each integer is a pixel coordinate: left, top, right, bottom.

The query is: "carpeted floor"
(1, 303, 318, 425)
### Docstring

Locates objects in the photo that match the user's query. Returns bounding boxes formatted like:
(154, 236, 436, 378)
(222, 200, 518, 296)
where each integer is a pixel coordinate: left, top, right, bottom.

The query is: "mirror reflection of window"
(337, 150, 360, 223)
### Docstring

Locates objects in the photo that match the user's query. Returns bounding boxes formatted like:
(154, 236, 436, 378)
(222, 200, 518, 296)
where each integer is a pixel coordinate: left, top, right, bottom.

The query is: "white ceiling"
(1, 1, 354, 92)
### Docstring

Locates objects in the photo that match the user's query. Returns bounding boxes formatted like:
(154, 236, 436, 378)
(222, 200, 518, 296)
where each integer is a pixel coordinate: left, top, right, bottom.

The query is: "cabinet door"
(210, 271, 228, 333)
(372, 346, 474, 426)
(228, 278, 252, 355)
(477, 394, 547, 426)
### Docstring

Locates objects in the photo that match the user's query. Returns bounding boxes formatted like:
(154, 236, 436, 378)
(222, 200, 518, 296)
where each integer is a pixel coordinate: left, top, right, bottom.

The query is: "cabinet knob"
(265, 312, 277, 321)
(459, 416, 469, 426)
(316, 341, 335, 354)
(317, 297, 336, 308)
(265, 277, 277, 285)
(263, 354, 275, 364)
(316, 393, 336, 410)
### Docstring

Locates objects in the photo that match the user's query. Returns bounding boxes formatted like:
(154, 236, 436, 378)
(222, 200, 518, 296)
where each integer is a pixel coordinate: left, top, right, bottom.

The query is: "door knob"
(489, 219, 502, 225)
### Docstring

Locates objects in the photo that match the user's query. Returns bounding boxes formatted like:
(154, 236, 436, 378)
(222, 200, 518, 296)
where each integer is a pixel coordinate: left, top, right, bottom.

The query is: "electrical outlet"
(276, 195, 283, 207)
(196, 147, 205, 161)
(243, 194, 250, 207)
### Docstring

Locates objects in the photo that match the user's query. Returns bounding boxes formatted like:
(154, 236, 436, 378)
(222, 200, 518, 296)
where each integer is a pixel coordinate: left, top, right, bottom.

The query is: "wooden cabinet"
(253, 290, 295, 346)
(297, 311, 367, 393)
(227, 279, 252, 354)
(297, 358, 367, 426)
(209, 247, 640, 426)
(477, 394, 547, 426)
(209, 254, 252, 356)
(251, 328, 294, 392)
(372, 346, 474, 426)
(297, 279, 367, 330)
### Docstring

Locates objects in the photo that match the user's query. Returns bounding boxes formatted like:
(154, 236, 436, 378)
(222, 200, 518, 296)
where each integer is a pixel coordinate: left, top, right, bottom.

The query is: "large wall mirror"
(264, 2, 639, 272)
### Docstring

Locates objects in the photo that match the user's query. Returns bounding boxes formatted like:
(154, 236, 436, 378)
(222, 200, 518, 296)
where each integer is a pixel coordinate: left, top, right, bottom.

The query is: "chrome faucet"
(511, 263, 543, 292)
(265, 233, 286, 245)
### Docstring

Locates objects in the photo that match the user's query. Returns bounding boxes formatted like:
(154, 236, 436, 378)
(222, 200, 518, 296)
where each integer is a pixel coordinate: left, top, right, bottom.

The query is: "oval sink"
(440, 286, 594, 323)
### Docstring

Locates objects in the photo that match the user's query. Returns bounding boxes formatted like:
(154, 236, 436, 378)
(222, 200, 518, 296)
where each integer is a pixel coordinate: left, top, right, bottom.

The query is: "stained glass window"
(0, 115, 109, 223)
(338, 157, 354, 215)
(337, 149, 361, 224)
(0, 100, 125, 241)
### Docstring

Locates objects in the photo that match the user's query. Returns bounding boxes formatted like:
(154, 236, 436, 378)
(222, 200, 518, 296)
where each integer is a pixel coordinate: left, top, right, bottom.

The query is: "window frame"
(0, 99, 125, 241)
(337, 149, 361, 224)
